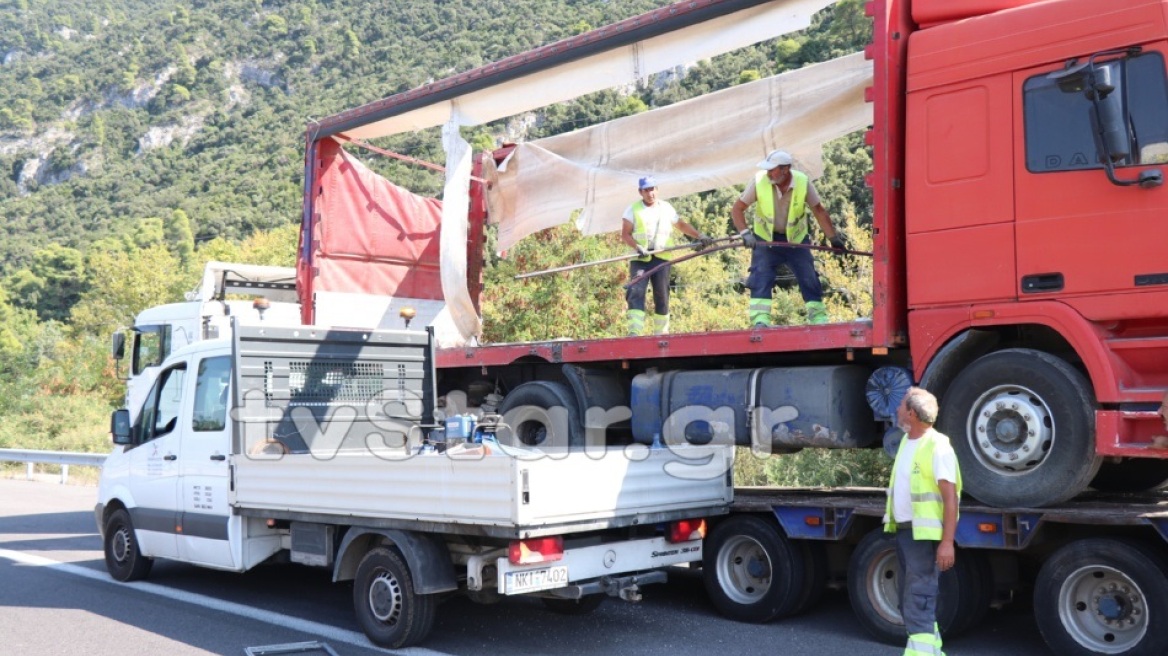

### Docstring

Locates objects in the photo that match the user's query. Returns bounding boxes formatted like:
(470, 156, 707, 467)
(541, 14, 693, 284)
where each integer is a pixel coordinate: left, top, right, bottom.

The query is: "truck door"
(177, 354, 239, 568)
(126, 362, 187, 559)
(1014, 49, 1168, 305)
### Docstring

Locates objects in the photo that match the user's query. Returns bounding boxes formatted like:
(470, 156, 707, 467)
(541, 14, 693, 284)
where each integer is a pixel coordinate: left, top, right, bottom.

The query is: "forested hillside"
(0, 0, 883, 484)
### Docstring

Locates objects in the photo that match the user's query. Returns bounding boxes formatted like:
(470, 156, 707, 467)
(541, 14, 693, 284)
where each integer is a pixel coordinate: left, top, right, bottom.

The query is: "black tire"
(943, 548, 993, 637)
(1034, 538, 1168, 656)
(352, 547, 437, 649)
(702, 515, 806, 623)
(496, 381, 583, 448)
(1091, 459, 1168, 493)
(847, 530, 991, 645)
(937, 349, 1100, 507)
(103, 508, 153, 582)
(790, 540, 828, 616)
(540, 595, 605, 615)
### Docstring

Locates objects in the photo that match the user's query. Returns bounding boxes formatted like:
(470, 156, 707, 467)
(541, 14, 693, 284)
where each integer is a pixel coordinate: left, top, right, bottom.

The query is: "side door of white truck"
(176, 351, 239, 569)
(125, 361, 188, 559)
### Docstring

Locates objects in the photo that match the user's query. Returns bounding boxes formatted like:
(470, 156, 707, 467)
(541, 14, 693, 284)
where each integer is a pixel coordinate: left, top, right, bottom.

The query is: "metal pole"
(514, 235, 736, 280)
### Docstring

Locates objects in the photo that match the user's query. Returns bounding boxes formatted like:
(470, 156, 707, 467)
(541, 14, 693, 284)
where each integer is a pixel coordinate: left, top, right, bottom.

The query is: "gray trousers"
(896, 529, 940, 636)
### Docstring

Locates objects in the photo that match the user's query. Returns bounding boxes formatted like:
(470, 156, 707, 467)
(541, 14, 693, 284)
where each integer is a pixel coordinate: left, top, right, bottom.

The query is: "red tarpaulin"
(300, 138, 444, 323)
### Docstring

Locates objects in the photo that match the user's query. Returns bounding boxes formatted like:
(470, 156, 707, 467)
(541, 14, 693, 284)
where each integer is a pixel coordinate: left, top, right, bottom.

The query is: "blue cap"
(638, 176, 658, 190)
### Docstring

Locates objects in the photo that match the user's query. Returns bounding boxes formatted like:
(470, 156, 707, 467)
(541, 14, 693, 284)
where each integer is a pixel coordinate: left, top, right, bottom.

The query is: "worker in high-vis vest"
(620, 176, 712, 336)
(730, 150, 847, 327)
(883, 387, 962, 656)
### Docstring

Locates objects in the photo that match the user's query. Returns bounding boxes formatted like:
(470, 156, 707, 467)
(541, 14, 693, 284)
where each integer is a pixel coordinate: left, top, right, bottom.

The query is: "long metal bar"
(0, 449, 106, 485)
(514, 235, 737, 280)
(624, 237, 873, 289)
(0, 448, 107, 467)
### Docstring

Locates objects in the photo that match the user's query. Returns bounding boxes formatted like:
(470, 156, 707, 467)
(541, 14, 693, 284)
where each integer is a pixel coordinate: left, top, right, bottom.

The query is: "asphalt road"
(0, 479, 1050, 655)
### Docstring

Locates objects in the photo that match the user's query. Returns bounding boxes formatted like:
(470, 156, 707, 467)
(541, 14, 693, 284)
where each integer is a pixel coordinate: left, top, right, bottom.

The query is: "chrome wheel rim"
(1058, 564, 1148, 653)
(967, 384, 1053, 475)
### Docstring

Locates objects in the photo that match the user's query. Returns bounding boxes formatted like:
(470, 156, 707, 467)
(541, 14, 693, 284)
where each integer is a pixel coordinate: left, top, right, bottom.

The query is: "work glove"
(693, 234, 715, 251)
(739, 230, 758, 248)
(829, 234, 848, 251)
(635, 245, 649, 257)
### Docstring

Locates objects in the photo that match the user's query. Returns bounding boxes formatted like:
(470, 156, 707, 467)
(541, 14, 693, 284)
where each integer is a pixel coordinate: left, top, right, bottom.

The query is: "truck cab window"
(132, 325, 172, 376)
(193, 356, 231, 432)
(136, 365, 187, 443)
(1024, 51, 1168, 172)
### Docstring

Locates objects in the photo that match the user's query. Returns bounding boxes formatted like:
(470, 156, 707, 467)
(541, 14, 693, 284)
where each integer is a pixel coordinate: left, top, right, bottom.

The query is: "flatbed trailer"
(704, 487, 1168, 654)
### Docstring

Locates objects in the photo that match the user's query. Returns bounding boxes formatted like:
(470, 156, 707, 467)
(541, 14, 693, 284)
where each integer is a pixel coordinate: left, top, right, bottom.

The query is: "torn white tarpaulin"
(440, 116, 484, 343)
(489, 52, 873, 251)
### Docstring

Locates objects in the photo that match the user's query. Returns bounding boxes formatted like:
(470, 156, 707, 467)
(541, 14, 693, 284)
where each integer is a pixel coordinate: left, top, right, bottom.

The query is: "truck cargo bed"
(231, 445, 732, 538)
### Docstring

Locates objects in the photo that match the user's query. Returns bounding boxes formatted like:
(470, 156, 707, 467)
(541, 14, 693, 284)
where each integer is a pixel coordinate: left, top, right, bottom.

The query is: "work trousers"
(627, 257, 670, 315)
(745, 235, 823, 304)
(895, 529, 941, 636)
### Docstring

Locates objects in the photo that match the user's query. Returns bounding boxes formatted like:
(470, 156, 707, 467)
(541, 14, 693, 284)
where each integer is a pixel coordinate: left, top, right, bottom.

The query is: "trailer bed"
(732, 486, 1168, 549)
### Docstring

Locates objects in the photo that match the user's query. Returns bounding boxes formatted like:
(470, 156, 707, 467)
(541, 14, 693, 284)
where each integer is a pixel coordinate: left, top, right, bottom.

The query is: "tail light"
(508, 536, 564, 564)
(668, 518, 707, 543)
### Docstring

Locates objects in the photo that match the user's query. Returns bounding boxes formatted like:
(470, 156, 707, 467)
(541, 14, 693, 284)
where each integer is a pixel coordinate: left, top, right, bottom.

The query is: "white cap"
(757, 150, 793, 170)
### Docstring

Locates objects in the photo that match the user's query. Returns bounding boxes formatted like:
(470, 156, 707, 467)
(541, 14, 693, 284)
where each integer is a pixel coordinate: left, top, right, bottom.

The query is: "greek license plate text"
(505, 565, 569, 594)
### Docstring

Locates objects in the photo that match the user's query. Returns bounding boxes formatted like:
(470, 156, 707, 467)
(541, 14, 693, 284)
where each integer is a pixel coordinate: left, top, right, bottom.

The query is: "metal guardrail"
(0, 448, 106, 484)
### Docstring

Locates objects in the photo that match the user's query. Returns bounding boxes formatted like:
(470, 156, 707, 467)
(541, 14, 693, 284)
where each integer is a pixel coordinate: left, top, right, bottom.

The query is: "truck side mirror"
(111, 331, 126, 360)
(1086, 66, 1132, 163)
(1049, 50, 1157, 188)
(110, 409, 133, 445)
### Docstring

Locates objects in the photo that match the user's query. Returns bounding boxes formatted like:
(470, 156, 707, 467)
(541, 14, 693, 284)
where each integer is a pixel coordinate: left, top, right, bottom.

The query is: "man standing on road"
(621, 176, 710, 336)
(884, 387, 962, 656)
(730, 149, 845, 327)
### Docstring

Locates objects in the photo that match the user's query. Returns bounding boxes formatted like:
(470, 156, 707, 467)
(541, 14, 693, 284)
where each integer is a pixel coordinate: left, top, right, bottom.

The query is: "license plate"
(504, 565, 569, 594)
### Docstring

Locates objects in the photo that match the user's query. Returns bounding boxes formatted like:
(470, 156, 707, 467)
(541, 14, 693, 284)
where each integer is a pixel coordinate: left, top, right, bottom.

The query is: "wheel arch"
(913, 304, 1117, 402)
(99, 494, 132, 532)
(334, 528, 457, 594)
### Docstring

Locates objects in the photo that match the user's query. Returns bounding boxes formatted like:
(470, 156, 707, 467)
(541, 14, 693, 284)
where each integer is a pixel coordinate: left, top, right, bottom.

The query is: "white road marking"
(0, 548, 450, 656)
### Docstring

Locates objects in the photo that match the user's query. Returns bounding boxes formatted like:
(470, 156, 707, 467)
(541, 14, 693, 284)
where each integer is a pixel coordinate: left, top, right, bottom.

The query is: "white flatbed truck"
(96, 322, 731, 648)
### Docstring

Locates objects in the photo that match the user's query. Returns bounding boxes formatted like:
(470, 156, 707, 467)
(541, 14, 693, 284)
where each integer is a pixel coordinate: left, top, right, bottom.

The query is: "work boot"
(626, 309, 646, 336)
(748, 298, 772, 327)
(806, 301, 828, 325)
(653, 314, 670, 335)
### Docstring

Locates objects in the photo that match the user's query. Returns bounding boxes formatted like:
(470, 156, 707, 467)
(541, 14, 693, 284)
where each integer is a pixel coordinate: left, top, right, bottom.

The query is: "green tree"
(70, 245, 188, 336)
(738, 69, 761, 85)
(165, 208, 195, 267)
(37, 245, 88, 322)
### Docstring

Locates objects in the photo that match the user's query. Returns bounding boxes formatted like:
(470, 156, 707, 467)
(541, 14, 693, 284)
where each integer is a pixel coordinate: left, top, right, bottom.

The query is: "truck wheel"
(938, 349, 1100, 507)
(496, 381, 583, 449)
(847, 531, 905, 645)
(702, 515, 806, 623)
(1091, 459, 1168, 493)
(847, 530, 991, 645)
(103, 508, 153, 582)
(1034, 538, 1168, 656)
(353, 547, 436, 649)
(541, 595, 605, 615)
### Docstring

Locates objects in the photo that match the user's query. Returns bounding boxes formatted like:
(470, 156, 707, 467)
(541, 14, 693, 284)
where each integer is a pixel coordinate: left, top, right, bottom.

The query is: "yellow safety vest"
(630, 200, 675, 262)
(752, 170, 809, 243)
(884, 429, 962, 541)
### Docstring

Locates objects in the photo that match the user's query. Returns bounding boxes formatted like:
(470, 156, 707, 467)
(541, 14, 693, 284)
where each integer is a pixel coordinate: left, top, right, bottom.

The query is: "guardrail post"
(60, 464, 69, 485)
(26, 462, 34, 480)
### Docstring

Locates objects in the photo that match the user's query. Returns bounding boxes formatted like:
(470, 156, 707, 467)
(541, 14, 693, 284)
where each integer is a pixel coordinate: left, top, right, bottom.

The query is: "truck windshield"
(132, 325, 172, 376)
